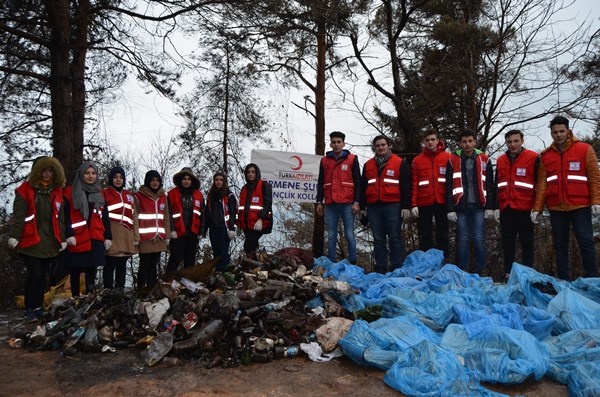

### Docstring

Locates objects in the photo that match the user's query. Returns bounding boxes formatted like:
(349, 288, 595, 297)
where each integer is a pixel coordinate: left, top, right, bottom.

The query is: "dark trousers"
(209, 226, 231, 271)
(416, 203, 449, 257)
(138, 252, 161, 287)
(103, 256, 129, 289)
(500, 207, 534, 273)
(70, 267, 97, 296)
(166, 234, 199, 272)
(22, 254, 54, 310)
(243, 229, 263, 254)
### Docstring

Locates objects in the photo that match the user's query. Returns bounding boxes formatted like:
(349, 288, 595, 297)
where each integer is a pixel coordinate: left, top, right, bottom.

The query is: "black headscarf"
(144, 170, 163, 193)
(108, 166, 126, 191)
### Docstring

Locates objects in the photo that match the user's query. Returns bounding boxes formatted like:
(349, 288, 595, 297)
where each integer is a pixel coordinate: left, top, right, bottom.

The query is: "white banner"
(251, 149, 321, 203)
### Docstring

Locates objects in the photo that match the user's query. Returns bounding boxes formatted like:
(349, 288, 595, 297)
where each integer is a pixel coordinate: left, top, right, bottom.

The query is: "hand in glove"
(170, 231, 177, 239)
(592, 205, 600, 215)
(228, 230, 236, 240)
(484, 209, 494, 220)
(60, 242, 67, 251)
(401, 209, 411, 220)
(410, 207, 419, 219)
(8, 238, 19, 249)
(133, 240, 139, 246)
(104, 239, 112, 250)
(493, 209, 500, 223)
(530, 211, 539, 224)
(66, 236, 76, 246)
(359, 210, 369, 226)
(254, 219, 263, 231)
(447, 212, 458, 222)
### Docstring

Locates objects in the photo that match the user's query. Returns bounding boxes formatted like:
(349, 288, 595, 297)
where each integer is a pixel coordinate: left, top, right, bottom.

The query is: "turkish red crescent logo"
(290, 155, 303, 170)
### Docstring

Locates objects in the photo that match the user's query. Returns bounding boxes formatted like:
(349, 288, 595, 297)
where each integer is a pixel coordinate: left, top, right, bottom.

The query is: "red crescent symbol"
(290, 155, 303, 170)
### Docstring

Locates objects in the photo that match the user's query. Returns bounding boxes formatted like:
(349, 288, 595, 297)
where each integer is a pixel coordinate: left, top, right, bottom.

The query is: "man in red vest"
(316, 131, 361, 264)
(532, 116, 600, 280)
(494, 130, 539, 279)
(360, 135, 411, 273)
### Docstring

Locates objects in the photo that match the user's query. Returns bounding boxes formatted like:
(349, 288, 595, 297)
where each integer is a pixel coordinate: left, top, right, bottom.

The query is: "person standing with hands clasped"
(238, 163, 273, 256)
(9, 157, 66, 321)
(206, 172, 237, 272)
(531, 116, 600, 280)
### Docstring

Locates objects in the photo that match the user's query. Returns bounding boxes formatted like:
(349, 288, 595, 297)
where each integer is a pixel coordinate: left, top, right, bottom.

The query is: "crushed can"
(8, 338, 24, 349)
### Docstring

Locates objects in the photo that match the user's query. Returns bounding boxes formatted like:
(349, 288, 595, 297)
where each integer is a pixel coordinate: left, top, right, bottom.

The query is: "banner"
(251, 149, 321, 203)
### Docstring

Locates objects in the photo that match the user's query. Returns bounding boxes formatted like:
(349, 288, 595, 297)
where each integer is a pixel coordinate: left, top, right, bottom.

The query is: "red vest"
(238, 180, 271, 230)
(411, 149, 451, 207)
(135, 192, 167, 241)
(103, 187, 135, 230)
(542, 142, 591, 207)
(64, 186, 105, 253)
(321, 153, 356, 204)
(363, 154, 403, 204)
(450, 151, 489, 206)
(496, 149, 538, 211)
(168, 188, 203, 237)
(14, 182, 63, 249)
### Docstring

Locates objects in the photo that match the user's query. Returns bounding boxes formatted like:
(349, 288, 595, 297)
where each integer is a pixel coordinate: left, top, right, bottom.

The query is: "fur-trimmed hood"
(28, 156, 66, 188)
(172, 167, 200, 190)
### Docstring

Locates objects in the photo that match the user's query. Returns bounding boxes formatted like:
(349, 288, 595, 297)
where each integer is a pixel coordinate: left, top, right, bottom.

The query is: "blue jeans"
(367, 202, 403, 272)
(455, 204, 486, 271)
(209, 226, 231, 272)
(324, 203, 357, 263)
(549, 208, 598, 280)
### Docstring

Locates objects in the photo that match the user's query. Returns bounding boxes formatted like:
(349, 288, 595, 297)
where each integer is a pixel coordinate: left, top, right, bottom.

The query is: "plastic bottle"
(263, 297, 295, 312)
(274, 345, 299, 358)
(316, 280, 357, 296)
(172, 319, 224, 352)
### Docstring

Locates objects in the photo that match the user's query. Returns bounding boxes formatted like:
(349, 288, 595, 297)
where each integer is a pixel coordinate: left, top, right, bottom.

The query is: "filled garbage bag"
(427, 264, 492, 292)
(382, 292, 464, 332)
(393, 248, 445, 280)
(507, 263, 569, 309)
(544, 329, 600, 384)
(547, 288, 600, 334)
(567, 361, 600, 397)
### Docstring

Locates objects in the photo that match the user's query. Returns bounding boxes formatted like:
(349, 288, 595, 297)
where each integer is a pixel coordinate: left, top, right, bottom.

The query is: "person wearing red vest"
(206, 172, 238, 271)
(9, 156, 66, 321)
(410, 130, 452, 258)
(63, 162, 112, 296)
(134, 170, 171, 287)
(102, 166, 138, 293)
(238, 163, 273, 255)
(359, 135, 411, 273)
(494, 130, 539, 279)
(445, 130, 494, 274)
(166, 167, 206, 272)
(316, 131, 361, 264)
(532, 116, 600, 280)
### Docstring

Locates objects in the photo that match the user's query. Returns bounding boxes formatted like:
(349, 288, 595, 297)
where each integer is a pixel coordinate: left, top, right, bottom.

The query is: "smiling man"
(532, 116, 600, 280)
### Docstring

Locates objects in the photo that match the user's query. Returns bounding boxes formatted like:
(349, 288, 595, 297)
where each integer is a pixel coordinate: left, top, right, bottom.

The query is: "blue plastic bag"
(547, 288, 600, 334)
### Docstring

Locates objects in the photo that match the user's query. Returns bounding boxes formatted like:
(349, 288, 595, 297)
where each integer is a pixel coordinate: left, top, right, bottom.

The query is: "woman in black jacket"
(206, 172, 237, 272)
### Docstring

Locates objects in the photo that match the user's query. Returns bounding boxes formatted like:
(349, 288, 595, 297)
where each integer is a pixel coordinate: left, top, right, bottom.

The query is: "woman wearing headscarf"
(134, 170, 171, 287)
(9, 156, 67, 321)
(166, 167, 205, 272)
(102, 166, 138, 293)
(206, 172, 237, 272)
(63, 162, 112, 296)
(238, 163, 273, 255)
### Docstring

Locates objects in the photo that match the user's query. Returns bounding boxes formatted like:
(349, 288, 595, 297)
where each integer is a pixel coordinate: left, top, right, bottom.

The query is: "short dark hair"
(504, 129, 524, 140)
(458, 129, 477, 141)
(372, 135, 391, 146)
(550, 116, 570, 129)
(329, 131, 345, 141)
(423, 129, 438, 139)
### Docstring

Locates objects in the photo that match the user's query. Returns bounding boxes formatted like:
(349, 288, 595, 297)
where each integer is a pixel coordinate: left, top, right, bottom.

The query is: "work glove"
(228, 230, 236, 240)
(530, 211, 539, 224)
(133, 240, 139, 246)
(60, 242, 67, 251)
(359, 210, 369, 226)
(170, 231, 177, 239)
(66, 236, 76, 246)
(8, 238, 19, 249)
(411, 207, 419, 219)
(401, 209, 411, 220)
(592, 205, 600, 215)
(166, 238, 171, 245)
(484, 209, 494, 220)
(254, 219, 263, 231)
(447, 212, 458, 222)
(104, 239, 112, 250)
(493, 209, 500, 223)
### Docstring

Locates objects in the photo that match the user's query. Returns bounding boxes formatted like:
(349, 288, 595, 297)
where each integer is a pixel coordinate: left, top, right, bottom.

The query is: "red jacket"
(238, 179, 271, 231)
(15, 182, 63, 248)
(168, 188, 204, 237)
(64, 186, 105, 253)
(136, 191, 167, 241)
(496, 149, 538, 211)
(449, 150, 489, 206)
(103, 187, 135, 230)
(321, 153, 357, 204)
(411, 143, 451, 207)
(363, 154, 403, 204)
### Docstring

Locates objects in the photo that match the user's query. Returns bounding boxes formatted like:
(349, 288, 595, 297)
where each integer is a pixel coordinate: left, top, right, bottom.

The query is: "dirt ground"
(0, 312, 568, 397)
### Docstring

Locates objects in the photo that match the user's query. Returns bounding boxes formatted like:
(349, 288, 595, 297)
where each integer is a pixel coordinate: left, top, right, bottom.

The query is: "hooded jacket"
(168, 167, 205, 237)
(135, 183, 171, 253)
(238, 163, 273, 233)
(316, 149, 361, 205)
(411, 140, 452, 207)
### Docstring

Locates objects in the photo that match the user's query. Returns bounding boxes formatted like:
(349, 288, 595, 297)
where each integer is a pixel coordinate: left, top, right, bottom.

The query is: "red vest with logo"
(411, 149, 452, 207)
(15, 182, 63, 249)
(364, 154, 403, 204)
(322, 153, 356, 204)
(542, 142, 591, 207)
(102, 187, 135, 230)
(64, 186, 105, 252)
(135, 192, 167, 241)
(496, 149, 538, 211)
(168, 188, 203, 237)
(450, 152, 489, 206)
(238, 180, 271, 230)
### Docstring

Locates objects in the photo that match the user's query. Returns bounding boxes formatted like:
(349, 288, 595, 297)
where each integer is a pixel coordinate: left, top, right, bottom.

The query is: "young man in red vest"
(445, 130, 494, 274)
(410, 129, 452, 258)
(360, 135, 411, 273)
(494, 130, 539, 279)
(316, 131, 361, 264)
(531, 116, 600, 280)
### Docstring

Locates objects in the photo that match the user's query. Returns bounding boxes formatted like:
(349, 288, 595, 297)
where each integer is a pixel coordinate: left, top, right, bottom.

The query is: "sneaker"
(23, 309, 37, 323)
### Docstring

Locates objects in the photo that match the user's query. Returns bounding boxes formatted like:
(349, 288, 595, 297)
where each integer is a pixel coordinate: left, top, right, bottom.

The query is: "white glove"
(530, 211, 539, 224)
(66, 236, 76, 246)
(8, 238, 19, 249)
(485, 209, 494, 220)
(60, 242, 67, 251)
(447, 212, 458, 222)
(166, 238, 171, 245)
(228, 230, 236, 240)
(401, 209, 411, 220)
(133, 240, 139, 246)
(170, 231, 177, 239)
(410, 207, 419, 219)
(104, 239, 112, 250)
(493, 209, 500, 223)
(592, 205, 600, 215)
(254, 219, 263, 231)
(360, 210, 367, 218)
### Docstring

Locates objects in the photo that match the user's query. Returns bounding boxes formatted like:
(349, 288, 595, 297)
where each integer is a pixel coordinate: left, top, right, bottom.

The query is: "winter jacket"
(411, 141, 452, 207)
(134, 185, 171, 253)
(316, 149, 361, 205)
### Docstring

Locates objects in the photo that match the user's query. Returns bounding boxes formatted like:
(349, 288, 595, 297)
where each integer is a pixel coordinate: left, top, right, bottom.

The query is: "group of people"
(317, 116, 600, 280)
(9, 161, 272, 321)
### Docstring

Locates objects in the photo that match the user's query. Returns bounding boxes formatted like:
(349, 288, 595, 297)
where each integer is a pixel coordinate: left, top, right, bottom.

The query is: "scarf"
(71, 162, 104, 219)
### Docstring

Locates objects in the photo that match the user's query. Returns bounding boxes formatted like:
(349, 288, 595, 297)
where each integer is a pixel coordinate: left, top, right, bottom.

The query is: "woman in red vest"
(102, 166, 138, 293)
(206, 171, 237, 271)
(9, 156, 66, 321)
(63, 162, 112, 296)
(238, 163, 273, 255)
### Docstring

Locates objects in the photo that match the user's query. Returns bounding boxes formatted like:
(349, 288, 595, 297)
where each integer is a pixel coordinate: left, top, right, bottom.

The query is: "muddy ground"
(0, 312, 567, 397)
